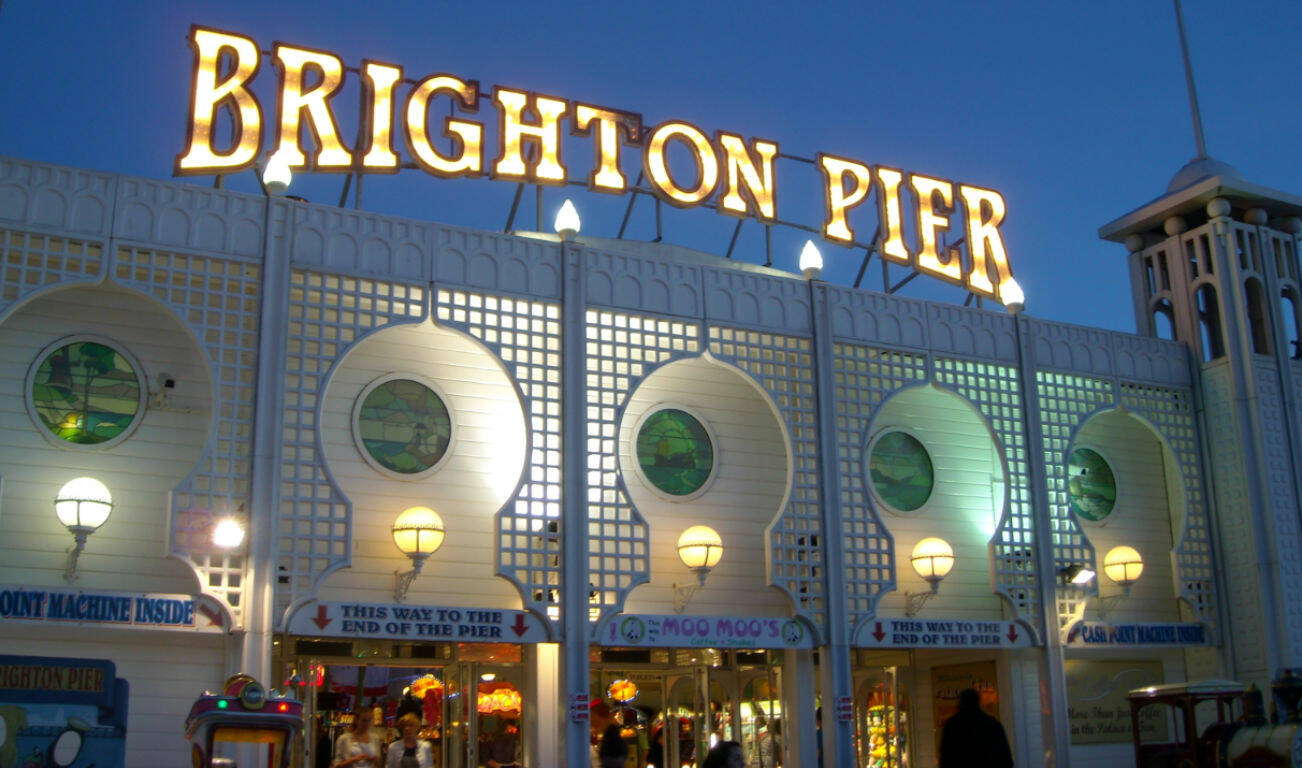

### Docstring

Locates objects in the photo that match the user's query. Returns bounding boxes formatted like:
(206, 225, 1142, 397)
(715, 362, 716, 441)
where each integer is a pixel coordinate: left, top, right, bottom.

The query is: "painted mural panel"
(0, 655, 127, 768)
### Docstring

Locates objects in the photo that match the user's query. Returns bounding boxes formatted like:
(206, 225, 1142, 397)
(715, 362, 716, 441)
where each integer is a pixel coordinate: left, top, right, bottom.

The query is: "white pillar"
(559, 235, 593, 767)
(783, 649, 818, 767)
(243, 195, 292, 681)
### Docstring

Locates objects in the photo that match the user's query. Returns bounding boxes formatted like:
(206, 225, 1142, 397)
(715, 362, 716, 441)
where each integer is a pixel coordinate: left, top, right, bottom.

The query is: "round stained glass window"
(1068, 448, 1117, 522)
(636, 408, 714, 497)
(30, 340, 142, 445)
(868, 431, 934, 513)
(355, 378, 452, 476)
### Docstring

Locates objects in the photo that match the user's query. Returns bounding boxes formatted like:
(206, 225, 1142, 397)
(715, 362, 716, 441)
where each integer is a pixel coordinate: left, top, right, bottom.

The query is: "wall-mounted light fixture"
(392, 506, 445, 602)
(674, 525, 724, 612)
(554, 199, 581, 241)
(1103, 546, 1144, 594)
(55, 477, 113, 582)
(1060, 563, 1097, 587)
(212, 517, 246, 550)
(799, 240, 824, 280)
(906, 537, 954, 616)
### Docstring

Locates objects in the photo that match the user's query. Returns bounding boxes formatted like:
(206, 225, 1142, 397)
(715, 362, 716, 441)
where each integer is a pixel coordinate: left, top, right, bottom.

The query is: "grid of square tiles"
(1119, 382, 1216, 625)
(1036, 371, 1115, 628)
(833, 343, 927, 622)
(279, 271, 425, 611)
(436, 289, 564, 622)
(0, 229, 103, 309)
(115, 247, 261, 622)
(709, 327, 824, 626)
(935, 359, 1037, 629)
(584, 310, 698, 620)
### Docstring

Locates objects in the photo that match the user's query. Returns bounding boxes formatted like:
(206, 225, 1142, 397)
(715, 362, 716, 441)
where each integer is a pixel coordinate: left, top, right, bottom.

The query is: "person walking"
(756, 718, 780, 768)
(598, 723, 629, 768)
(938, 688, 1013, 768)
(333, 708, 381, 768)
(386, 714, 433, 768)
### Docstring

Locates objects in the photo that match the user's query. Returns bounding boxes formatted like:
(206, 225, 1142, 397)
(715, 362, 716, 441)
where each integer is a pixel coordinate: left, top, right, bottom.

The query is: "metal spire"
(1173, 0, 1208, 160)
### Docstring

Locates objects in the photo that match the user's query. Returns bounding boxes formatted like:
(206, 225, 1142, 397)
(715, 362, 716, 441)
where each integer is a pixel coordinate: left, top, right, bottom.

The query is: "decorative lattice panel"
(435, 289, 564, 622)
(585, 310, 700, 621)
(935, 359, 1037, 630)
(0, 229, 104, 314)
(709, 327, 824, 628)
(1119, 382, 1216, 626)
(114, 247, 261, 622)
(833, 343, 927, 627)
(278, 271, 425, 612)
(1036, 370, 1115, 627)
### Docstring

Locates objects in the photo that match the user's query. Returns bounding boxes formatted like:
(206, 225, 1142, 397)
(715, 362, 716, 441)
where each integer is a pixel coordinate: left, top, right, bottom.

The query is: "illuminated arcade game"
(0, 654, 129, 768)
(185, 674, 303, 768)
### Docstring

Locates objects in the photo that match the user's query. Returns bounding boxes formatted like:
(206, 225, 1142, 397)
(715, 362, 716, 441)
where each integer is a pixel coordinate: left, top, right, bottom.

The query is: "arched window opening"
(1196, 284, 1225, 361)
(1281, 287, 1302, 360)
(1245, 278, 1273, 355)
(1152, 299, 1176, 341)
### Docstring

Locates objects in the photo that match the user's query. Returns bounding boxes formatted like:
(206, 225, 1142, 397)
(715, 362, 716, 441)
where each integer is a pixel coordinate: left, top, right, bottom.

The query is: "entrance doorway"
(591, 647, 783, 768)
(279, 638, 527, 768)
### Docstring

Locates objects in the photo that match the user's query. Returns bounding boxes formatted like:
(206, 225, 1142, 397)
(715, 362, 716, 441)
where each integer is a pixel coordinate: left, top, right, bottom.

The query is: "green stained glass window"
(31, 341, 141, 445)
(636, 409, 714, 496)
(1068, 448, 1117, 522)
(357, 379, 452, 475)
(869, 431, 934, 512)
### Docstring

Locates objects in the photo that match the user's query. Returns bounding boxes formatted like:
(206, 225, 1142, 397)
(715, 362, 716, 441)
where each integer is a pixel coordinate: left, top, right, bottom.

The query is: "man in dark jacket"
(939, 688, 1013, 768)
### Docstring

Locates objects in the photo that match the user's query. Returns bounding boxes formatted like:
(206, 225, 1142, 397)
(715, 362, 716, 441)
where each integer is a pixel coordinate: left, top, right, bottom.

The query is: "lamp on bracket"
(55, 477, 113, 582)
(673, 525, 724, 613)
(905, 537, 954, 616)
(392, 506, 445, 602)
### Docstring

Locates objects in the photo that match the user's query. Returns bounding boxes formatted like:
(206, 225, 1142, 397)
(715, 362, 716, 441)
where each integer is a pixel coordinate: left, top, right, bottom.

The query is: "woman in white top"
(386, 714, 434, 768)
(334, 708, 381, 768)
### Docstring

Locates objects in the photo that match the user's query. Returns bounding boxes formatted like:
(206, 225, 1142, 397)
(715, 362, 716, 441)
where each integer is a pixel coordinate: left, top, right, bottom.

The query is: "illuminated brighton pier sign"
(176, 25, 1017, 301)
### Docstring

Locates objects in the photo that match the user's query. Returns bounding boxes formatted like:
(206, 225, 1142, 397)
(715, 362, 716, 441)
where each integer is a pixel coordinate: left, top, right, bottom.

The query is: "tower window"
(1281, 287, 1301, 360)
(1152, 299, 1176, 340)
(1245, 278, 1273, 355)
(1196, 284, 1225, 361)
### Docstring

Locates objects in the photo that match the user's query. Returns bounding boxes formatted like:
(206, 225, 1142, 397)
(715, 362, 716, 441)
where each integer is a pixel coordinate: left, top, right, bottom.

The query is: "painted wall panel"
(0, 285, 211, 593)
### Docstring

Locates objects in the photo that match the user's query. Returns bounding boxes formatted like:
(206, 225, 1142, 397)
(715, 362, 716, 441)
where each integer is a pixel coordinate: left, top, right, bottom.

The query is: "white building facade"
(0, 152, 1299, 768)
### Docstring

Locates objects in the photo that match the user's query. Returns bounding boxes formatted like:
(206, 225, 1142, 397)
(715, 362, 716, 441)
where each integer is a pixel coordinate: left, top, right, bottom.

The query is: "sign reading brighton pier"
(175, 26, 1018, 302)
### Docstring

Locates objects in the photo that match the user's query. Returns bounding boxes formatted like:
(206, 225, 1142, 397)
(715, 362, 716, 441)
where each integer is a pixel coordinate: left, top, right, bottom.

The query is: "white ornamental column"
(559, 231, 593, 767)
(806, 273, 855, 766)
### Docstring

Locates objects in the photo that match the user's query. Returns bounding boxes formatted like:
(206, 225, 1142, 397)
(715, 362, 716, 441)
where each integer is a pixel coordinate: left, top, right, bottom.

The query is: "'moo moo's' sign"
(176, 25, 1019, 301)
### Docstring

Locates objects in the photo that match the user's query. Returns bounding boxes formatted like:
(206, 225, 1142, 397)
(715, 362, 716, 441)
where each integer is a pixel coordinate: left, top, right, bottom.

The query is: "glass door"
(442, 662, 474, 768)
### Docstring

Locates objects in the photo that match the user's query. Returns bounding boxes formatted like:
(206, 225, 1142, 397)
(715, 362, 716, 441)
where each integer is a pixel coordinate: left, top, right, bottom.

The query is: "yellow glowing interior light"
(391, 506, 446, 557)
(718, 133, 777, 220)
(493, 88, 568, 183)
(404, 75, 483, 178)
(573, 104, 638, 192)
(818, 155, 873, 243)
(910, 537, 955, 583)
(875, 167, 911, 264)
(677, 525, 724, 572)
(960, 185, 1013, 299)
(361, 61, 402, 171)
(175, 27, 263, 173)
(911, 174, 962, 283)
(273, 44, 352, 170)
(1103, 546, 1144, 588)
(645, 121, 719, 207)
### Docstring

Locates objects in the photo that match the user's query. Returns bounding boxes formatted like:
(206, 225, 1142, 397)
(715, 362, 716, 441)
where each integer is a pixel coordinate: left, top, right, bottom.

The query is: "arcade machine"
(186, 674, 304, 768)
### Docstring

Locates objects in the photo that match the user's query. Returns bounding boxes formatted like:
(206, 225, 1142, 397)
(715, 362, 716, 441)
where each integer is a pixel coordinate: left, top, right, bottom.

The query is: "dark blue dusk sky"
(1, 1, 1298, 332)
